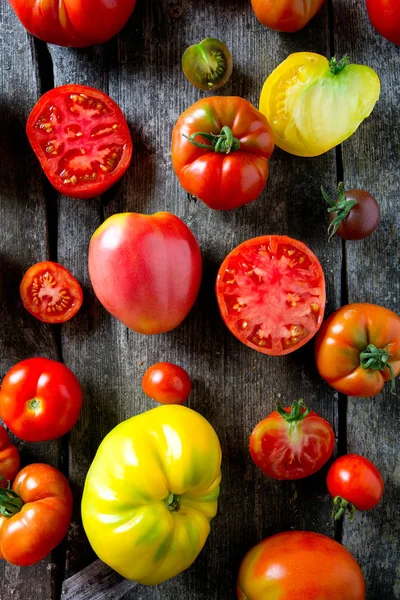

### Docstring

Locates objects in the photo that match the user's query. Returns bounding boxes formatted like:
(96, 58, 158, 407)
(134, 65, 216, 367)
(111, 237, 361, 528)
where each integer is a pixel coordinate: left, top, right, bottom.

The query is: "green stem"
(321, 182, 357, 239)
(360, 344, 395, 392)
(332, 496, 356, 522)
(164, 492, 180, 512)
(277, 398, 311, 422)
(183, 125, 240, 154)
(329, 55, 349, 75)
(0, 481, 24, 518)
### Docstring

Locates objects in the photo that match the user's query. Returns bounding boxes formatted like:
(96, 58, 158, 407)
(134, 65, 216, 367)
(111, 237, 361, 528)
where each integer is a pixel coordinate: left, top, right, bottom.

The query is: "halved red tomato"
(216, 236, 326, 355)
(26, 85, 132, 199)
(20, 261, 83, 323)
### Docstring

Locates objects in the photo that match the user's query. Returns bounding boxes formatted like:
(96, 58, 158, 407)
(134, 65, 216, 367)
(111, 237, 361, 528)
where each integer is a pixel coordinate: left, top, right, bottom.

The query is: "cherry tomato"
(142, 363, 192, 405)
(216, 235, 326, 356)
(251, 0, 324, 32)
(327, 454, 384, 521)
(0, 464, 72, 566)
(0, 358, 82, 442)
(89, 212, 202, 334)
(315, 303, 400, 397)
(182, 38, 233, 91)
(8, 0, 136, 47)
(172, 97, 274, 210)
(322, 182, 380, 240)
(26, 85, 132, 199)
(20, 261, 83, 324)
(250, 399, 334, 480)
(366, 0, 400, 45)
(0, 426, 20, 488)
(237, 531, 365, 599)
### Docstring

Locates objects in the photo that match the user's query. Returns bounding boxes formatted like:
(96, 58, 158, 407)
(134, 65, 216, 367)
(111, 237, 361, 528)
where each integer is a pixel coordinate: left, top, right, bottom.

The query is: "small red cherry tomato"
(142, 362, 192, 405)
(327, 454, 384, 521)
(0, 425, 20, 487)
(0, 358, 82, 442)
(250, 399, 335, 480)
(20, 261, 83, 324)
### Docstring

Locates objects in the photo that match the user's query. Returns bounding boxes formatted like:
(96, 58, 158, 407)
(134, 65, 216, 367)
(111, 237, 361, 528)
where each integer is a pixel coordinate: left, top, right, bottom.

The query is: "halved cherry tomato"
(315, 303, 400, 397)
(142, 362, 192, 405)
(0, 425, 20, 488)
(251, 0, 324, 32)
(327, 454, 384, 521)
(216, 235, 326, 355)
(250, 399, 335, 480)
(366, 0, 400, 45)
(182, 38, 233, 91)
(26, 85, 132, 199)
(172, 97, 274, 210)
(20, 261, 83, 323)
(0, 358, 82, 442)
(0, 464, 72, 566)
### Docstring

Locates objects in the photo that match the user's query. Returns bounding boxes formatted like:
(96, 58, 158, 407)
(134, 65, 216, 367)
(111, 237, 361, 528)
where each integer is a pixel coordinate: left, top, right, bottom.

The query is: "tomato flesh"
(216, 236, 325, 355)
(26, 85, 132, 199)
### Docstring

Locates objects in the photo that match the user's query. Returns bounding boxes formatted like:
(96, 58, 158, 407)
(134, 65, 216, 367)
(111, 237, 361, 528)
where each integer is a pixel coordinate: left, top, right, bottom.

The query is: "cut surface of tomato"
(20, 261, 83, 324)
(26, 85, 132, 199)
(216, 235, 326, 355)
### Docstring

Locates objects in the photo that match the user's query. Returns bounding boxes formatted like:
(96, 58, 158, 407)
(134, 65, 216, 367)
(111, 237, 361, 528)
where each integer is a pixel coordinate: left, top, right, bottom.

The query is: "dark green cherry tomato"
(182, 38, 233, 91)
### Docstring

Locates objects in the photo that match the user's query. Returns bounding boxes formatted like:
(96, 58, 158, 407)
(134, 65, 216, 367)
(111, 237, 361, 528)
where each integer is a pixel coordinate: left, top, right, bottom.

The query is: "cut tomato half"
(216, 235, 326, 355)
(26, 84, 132, 199)
(20, 261, 83, 323)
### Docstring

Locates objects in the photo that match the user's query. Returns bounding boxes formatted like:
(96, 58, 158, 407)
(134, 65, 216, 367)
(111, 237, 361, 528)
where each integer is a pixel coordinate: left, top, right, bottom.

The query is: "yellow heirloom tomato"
(81, 405, 222, 585)
(259, 53, 380, 157)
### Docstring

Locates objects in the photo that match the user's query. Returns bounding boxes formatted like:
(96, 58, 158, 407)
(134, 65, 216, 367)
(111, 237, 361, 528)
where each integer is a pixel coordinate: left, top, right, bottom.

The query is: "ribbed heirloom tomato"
(251, 0, 324, 32)
(0, 425, 20, 487)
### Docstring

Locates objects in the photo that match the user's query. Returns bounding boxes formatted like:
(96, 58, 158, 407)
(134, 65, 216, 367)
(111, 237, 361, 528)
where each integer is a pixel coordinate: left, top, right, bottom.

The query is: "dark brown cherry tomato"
(327, 454, 384, 521)
(322, 182, 380, 240)
(142, 362, 192, 405)
(182, 38, 233, 91)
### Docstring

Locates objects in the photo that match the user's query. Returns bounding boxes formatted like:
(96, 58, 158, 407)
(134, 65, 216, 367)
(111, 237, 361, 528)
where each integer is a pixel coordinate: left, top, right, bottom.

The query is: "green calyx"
(329, 55, 349, 75)
(164, 492, 180, 512)
(28, 398, 41, 411)
(0, 478, 24, 518)
(332, 496, 356, 522)
(360, 343, 396, 392)
(183, 125, 240, 154)
(277, 399, 311, 423)
(321, 182, 357, 239)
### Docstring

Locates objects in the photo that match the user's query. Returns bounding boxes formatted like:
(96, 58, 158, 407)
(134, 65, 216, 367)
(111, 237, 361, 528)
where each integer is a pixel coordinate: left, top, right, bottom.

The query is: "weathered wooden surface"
(0, 0, 398, 599)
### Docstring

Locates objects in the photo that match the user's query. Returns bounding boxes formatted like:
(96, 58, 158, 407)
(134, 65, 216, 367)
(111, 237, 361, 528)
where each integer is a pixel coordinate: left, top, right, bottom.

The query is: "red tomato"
(366, 0, 400, 45)
(251, 0, 324, 32)
(26, 85, 132, 199)
(89, 212, 202, 334)
(237, 531, 365, 599)
(142, 362, 192, 405)
(315, 303, 400, 397)
(0, 358, 82, 442)
(172, 97, 274, 210)
(216, 235, 326, 355)
(20, 261, 83, 324)
(0, 426, 20, 488)
(8, 0, 136, 47)
(0, 464, 72, 566)
(250, 399, 334, 480)
(327, 454, 384, 521)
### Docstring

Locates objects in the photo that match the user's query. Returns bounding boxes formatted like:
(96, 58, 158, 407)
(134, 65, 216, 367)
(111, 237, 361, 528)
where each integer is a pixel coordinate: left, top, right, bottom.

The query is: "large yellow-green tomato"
(81, 405, 222, 585)
(259, 53, 380, 157)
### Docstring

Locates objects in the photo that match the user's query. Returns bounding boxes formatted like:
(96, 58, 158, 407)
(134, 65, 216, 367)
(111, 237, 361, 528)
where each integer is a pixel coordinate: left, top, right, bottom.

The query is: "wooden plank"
(50, 0, 342, 597)
(61, 560, 136, 600)
(333, 1, 400, 598)
(0, 3, 60, 599)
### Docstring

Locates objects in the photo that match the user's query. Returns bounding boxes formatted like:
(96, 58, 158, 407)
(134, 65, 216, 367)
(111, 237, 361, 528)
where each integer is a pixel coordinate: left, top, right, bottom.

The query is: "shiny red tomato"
(0, 426, 20, 488)
(251, 0, 324, 32)
(250, 399, 334, 480)
(366, 0, 400, 45)
(20, 261, 83, 323)
(327, 454, 384, 521)
(142, 362, 192, 405)
(8, 0, 136, 47)
(172, 96, 274, 210)
(89, 212, 202, 334)
(216, 235, 326, 355)
(26, 85, 132, 199)
(0, 358, 82, 442)
(0, 464, 72, 566)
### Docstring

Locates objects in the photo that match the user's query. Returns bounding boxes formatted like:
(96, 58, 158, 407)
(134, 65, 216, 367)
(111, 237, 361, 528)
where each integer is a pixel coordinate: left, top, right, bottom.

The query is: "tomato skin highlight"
(251, 0, 324, 32)
(0, 464, 73, 566)
(0, 425, 20, 487)
(315, 303, 400, 397)
(0, 358, 83, 442)
(89, 212, 202, 335)
(142, 363, 192, 405)
(250, 400, 335, 480)
(236, 531, 365, 599)
(8, 0, 136, 47)
(366, 0, 400, 45)
(26, 85, 132, 199)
